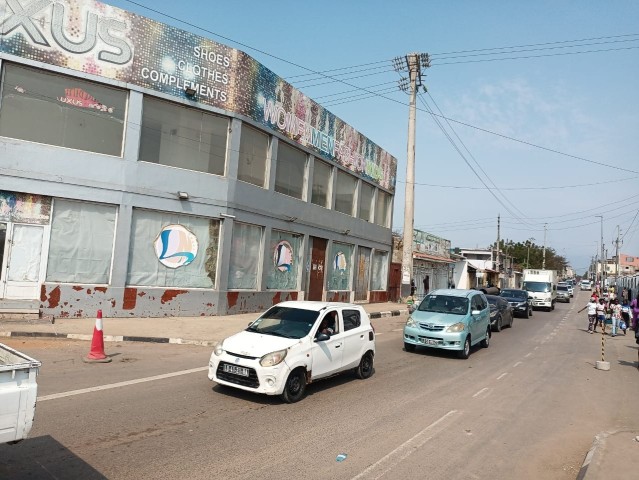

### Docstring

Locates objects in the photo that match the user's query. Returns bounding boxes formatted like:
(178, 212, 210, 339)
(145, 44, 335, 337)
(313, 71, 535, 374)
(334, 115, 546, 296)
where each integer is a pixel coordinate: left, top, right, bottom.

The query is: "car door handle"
(335, 345, 341, 348)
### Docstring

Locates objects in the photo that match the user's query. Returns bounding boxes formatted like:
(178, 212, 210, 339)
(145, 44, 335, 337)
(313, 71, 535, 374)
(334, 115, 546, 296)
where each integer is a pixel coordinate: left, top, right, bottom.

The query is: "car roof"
(428, 289, 479, 298)
(501, 289, 526, 293)
(274, 301, 361, 312)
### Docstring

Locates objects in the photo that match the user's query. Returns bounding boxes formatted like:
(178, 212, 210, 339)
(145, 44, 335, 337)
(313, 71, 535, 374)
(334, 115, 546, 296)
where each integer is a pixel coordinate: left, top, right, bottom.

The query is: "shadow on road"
(0, 435, 106, 479)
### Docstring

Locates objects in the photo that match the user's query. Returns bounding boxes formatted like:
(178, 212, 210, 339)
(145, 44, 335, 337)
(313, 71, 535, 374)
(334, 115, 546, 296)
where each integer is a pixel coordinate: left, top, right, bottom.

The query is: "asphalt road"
(2, 291, 638, 480)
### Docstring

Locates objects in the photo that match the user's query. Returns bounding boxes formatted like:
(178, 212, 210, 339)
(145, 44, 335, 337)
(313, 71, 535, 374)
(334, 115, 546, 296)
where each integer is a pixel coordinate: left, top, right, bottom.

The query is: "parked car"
(208, 301, 375, 403)
(557, 285, 571, 303)
(486, 295, 514, 331)
(403, 289, 491, 359)
(499, 288, 533, 318)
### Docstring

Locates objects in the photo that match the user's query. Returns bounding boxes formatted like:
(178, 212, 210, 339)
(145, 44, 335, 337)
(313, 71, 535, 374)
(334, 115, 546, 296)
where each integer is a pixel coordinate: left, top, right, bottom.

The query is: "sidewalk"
(0, 302, 409, 347)
(578, 429, 639, 479)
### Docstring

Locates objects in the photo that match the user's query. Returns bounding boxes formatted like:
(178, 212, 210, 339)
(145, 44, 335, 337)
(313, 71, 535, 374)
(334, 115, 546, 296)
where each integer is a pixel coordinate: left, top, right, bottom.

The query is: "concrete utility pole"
(542, 223, 547, 269)
(596, 215, 604, 288)
(394, 53, 430, 298)
(614, 225, 622, 286)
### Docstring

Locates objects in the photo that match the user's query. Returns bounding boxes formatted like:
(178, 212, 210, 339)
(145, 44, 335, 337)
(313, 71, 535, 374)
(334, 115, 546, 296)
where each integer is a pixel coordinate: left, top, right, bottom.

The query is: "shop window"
(127, 209, 218, 288)
(275, 142, 306, 199)
(371, 251, 389, 291)
(139, 97, 228, 176)
(359, 182, 374, 222)
(328, 242, 353, 291)
(335, 170, 356, 216)
(0, 63, 126, 156)
(46, 200, 116, 284)
(375, 190, 390, 227)
(266, 230, 302, 290)
(228, 223, 263, 289)
(238, 124, 269, 187)
(311, 160, 332, 208)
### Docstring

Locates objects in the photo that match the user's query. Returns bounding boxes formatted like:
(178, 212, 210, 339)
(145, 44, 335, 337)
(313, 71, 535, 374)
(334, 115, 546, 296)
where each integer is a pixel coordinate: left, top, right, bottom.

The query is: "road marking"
(534, 346, 539, 350)
(513, 361, 523, 367)
(497, 372, 508, 380)
(375, 332, 384, 336)
(525, 353, 532, 358)
(38, 366, 208, 402)
(472, 387, 490, 398)
(349, 410, 461, 480)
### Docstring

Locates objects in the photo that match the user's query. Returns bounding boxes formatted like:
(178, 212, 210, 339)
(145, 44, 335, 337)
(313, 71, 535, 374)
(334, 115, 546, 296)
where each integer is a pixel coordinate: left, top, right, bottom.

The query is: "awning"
(413, 252, 456, 264)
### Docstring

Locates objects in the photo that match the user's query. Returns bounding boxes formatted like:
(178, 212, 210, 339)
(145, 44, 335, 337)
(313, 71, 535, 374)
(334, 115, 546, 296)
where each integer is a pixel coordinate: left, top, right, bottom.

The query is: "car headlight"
(405, 316, 417, 328)
(260, 349, 287, 367)
(213, 341, 224, 356)
(517, 302, 527, 307)
(446, 322, 466, 333)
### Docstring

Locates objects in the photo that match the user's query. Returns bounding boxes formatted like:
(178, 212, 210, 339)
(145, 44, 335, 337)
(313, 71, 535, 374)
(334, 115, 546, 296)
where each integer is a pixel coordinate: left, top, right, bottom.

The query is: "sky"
(106, 0, 639, 275)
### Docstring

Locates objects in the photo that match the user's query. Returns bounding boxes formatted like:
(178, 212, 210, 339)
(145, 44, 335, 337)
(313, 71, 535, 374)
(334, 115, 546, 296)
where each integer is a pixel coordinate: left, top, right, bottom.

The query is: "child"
(578, 296, 599, 334)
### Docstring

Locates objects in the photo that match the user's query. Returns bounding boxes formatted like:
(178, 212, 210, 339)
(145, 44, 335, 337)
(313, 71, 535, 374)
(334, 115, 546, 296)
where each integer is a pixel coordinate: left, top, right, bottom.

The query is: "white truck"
(0, 343, 41, 444)
(522, 269, 558, 312)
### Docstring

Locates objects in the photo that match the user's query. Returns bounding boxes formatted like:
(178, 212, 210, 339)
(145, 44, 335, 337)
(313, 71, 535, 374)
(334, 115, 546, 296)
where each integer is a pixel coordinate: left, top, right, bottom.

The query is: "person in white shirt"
(578, 296, 599, 334)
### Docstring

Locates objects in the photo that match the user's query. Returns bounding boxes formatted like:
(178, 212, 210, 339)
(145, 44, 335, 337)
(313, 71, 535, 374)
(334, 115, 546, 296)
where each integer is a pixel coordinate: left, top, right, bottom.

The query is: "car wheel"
(481, 328, 490, 348)
(567, 298, 570, 303)
(458, 336, 471, 359)
(523, 307, 530, 319)
(356, 351, 374, 379)
(551, 302, 555, 311)
(280, 368, 307, 403)
(529, 307, 533, 317)
(404, 342, 416, 353)
(494, 316, 502, 332)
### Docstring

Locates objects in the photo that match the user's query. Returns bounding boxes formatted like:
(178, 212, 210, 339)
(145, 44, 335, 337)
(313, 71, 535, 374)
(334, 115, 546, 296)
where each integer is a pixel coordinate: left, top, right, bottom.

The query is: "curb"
(0, 310, 408, 346)
(0, 331, 216, 347)
(577, 432, 605, 480)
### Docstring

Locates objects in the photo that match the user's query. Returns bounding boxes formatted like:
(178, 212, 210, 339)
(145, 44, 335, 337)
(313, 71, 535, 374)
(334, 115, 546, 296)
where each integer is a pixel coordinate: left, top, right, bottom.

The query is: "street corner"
(578, 429, 639, 480)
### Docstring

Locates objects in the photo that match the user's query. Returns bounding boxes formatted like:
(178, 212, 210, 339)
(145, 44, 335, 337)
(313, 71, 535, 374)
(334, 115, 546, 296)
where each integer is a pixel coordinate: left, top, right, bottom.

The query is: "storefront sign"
(154, 224, 198, 269)
(0, 0, 396, 191)
(413, 229, 451, 259)
(0, 190, 51, 224)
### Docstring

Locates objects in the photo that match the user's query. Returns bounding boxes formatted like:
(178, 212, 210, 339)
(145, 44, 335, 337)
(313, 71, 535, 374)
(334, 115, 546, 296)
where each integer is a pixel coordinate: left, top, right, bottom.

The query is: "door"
(340, 309, 367, 369)
(1, 223, 46, 299)
(307, 237, 327, 301)
(311, 310, 343, 379)
(389, 263, 401, 301)
(354, 247, 371, 301)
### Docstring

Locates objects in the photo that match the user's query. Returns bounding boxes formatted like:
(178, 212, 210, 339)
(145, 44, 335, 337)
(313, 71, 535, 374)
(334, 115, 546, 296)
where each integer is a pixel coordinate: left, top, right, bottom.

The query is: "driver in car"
(317, 311, 337, 336)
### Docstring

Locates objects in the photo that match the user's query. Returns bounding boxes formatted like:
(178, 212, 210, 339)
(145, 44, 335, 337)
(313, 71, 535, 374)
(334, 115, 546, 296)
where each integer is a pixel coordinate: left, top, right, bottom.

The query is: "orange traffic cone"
(83, 310, 112, 363)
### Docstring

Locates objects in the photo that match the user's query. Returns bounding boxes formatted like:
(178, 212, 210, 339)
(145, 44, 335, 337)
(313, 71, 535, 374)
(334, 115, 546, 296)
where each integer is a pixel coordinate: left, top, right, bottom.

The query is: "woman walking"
(610, 298, 622, 337)
(578, 296, 599, 334)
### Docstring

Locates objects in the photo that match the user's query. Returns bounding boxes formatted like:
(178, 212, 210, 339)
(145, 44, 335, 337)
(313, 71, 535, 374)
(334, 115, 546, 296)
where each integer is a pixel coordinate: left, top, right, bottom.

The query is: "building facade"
(0, 0, 397, 317)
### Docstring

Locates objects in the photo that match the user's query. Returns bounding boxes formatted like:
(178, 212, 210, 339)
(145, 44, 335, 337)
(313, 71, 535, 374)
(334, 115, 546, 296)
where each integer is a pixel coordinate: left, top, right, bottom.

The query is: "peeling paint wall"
(40, 284, 303, 318)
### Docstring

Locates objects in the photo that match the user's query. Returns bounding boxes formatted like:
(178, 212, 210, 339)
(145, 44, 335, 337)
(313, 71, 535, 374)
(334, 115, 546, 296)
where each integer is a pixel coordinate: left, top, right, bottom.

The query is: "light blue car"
(403, 289, 491, 359)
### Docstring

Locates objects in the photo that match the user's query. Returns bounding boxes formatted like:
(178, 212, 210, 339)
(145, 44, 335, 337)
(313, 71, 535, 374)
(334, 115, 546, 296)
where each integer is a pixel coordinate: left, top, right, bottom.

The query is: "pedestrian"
(635, 311, 639, 370)
(578, 296, 599, 334)
(631, 292, 639, 330)
(621, 299, 630, 335)
(596, 298, 607, 334)
(610, 298, 622, 337)
(622, 287, 628, 304)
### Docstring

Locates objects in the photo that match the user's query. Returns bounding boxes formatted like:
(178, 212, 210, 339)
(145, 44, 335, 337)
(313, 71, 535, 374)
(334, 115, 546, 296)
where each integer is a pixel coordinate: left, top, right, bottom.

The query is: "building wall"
(0, 1, 397, 317)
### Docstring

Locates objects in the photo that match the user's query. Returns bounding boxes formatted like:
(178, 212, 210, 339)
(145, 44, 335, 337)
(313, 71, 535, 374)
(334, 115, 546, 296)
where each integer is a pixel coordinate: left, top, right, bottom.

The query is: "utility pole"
(496, 214, 501, 287)
(596, 215, 604, 289)
(542, 223, 547, 269)
(394, 53, 430, 298)
(614, 225, 622, 287)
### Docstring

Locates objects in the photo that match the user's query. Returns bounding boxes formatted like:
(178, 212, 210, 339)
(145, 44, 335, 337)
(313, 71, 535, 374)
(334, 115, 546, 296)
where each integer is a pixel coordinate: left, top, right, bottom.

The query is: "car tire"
(529, 307, 533, 317)
(280, 368, 307, 403)
(481, 328, 490, 348)
(356, 351, 374, 379)
(523, 307, 530, 319)
(458, 336, 471, 359)
(404, 342, 416, 353)
(494, 316, 502, 332)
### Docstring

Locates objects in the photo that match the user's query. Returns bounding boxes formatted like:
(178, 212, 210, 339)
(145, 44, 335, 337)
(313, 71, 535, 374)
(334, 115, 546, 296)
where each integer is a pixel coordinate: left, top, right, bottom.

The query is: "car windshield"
(246, 306, 320, 339)
(501, 290, 527, 300)
(557, 286, 569, 291)
(417, 295, 468, 315)
(523, 281, 551, 293)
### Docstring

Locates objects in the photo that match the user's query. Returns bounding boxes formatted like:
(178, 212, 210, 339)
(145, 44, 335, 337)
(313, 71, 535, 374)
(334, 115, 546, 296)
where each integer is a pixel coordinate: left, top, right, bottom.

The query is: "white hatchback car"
(208, 301, 376, 403)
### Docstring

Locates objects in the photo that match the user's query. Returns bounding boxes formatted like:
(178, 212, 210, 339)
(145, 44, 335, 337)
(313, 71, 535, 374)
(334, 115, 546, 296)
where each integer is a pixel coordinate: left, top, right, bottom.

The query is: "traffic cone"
(83, 310, 112, 363)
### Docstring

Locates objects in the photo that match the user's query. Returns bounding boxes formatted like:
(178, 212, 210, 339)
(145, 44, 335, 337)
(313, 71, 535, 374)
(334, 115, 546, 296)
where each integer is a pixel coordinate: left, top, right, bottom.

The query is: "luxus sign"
(0, 0, 132, 65)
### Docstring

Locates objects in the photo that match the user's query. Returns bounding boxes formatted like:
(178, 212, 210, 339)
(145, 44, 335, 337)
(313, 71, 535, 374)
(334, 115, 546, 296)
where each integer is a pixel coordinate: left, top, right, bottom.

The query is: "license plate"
(421, 339, 440, 345)
(223, 364, 249, 377)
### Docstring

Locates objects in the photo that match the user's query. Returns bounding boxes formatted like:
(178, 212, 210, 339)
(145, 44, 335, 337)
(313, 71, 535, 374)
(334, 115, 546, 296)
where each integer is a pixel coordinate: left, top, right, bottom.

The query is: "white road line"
(513, 361, 523, 367)
(349, 410, 461, 480)
(38, 366, 208, 402)
(497, 373, 509, 380)
(534, 346, 539, 350)
(472, 387, 490, 398)
(525, 353, 532, 358)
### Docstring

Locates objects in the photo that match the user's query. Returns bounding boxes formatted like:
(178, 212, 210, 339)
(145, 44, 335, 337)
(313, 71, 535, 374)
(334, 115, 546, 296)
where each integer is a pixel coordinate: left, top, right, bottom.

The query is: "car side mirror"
(471, 309, 481, 316)
(315, 333, 330, 342)
(528, 296, 533, 300)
